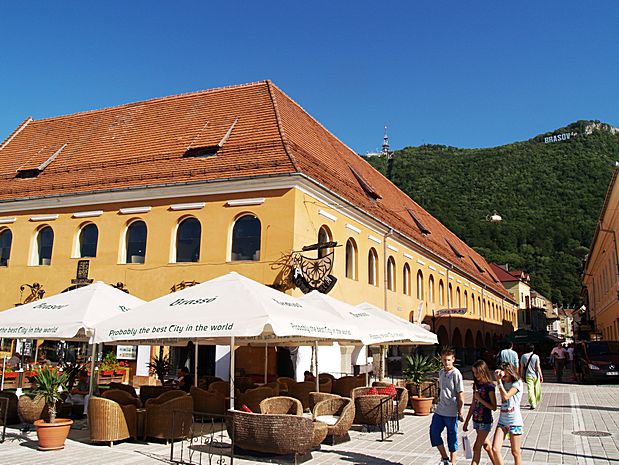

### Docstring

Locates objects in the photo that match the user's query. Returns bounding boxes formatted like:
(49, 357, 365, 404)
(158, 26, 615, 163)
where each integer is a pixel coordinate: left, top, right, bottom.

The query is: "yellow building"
(0, 81, 517, 376)
(582, 168, 619, 341)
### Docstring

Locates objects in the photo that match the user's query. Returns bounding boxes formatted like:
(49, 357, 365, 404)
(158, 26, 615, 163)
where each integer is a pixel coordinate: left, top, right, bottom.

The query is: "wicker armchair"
(236, 386, 274, 412)
(227, 409, 314, 457)
(263, 381, 280, 396)
(144, 389, 187, 408)
(88, 397, 135, 445)
(309, 392, 340, 411)
(0, 392, 19, 425)
(276, 377, 297, 393)
(288, 381, 315, 411)
(198, 375, 223, 390)
(108, 382, 139, 399)
(351, 387, 393, 425)
(319, 378, 332, 393)
(396, 387, 409, 418)
(139, 385, 172, 405)
(318, 373, 335, 383)
(313, 396, 355, 445)
(208, 381, 232, 397)
(102, 389, 142, 408)
(332, 376, 366, 397)
(190, 386, 226, 417)
(259, 396, 302, 416)
(144, 395, 193, 441)
(17, 395, 46, 424)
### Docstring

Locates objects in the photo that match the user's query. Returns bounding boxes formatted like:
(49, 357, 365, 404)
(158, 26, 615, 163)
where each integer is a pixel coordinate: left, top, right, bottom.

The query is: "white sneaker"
(439, 459, 452, 465)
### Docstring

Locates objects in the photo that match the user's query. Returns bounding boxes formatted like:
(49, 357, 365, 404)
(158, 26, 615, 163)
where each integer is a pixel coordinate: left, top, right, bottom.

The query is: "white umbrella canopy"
(0, 281, 145, 341)
(300, 291, 437, 345)
(356, 301, 438, 345)
(94, 272, 356, 345)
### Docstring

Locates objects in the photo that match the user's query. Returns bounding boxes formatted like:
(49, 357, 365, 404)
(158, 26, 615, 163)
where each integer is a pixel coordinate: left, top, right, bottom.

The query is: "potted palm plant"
(31, 365, 73, 450)
(402, 353, 441, 416)
(147, 353, 171, 385)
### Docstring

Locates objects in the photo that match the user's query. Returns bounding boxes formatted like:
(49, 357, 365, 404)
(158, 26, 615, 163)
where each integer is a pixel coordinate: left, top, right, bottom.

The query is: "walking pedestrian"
(429, 347, 464, 465)
(567, 343, 575, 376)
(491, 363, 523, 465)
(463, 360, 497, 465)
(497, 342, 519, 369)
(550, 343, 567, 382)
(519, 344, 543, 409)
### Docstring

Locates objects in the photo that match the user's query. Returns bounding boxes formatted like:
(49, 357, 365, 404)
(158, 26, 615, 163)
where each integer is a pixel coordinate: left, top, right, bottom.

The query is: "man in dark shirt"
(177, 367, 193, 392)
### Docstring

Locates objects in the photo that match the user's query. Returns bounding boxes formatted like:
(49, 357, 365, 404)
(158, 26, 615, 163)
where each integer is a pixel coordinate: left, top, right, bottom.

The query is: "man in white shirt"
(550, 344, 567, 382)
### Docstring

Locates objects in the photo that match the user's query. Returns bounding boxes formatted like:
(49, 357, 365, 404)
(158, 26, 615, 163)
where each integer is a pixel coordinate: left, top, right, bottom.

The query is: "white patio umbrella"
(355, 301, 438, 345)
(0, 281, 145, 341)
(94, 272, 359, 408)
(0, 281, 145, 395)
(299, 292, 438, 345)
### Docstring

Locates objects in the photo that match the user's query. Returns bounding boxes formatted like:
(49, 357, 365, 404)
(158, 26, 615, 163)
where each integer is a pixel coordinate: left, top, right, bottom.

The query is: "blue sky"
(1, 1, 617, 152)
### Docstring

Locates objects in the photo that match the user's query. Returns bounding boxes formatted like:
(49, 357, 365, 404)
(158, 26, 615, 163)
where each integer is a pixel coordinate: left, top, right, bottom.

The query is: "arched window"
(471, 294, 476, 314)
(438, 280, 444, 306)
(231, 214, 261, 261)
(176, 217, 201, 262)
(0, 229, 12, 267)
(429, 275, 435, 303)
(345, 238, 358, 280)
(416, 270, 424, 300)
(36, 226, 54, 266)
(78, 224, 99, 258)
(403, 263, 411, 296)
(463, 290, 468, 310)
(368, 248, 378, 286)
(317, 226, 332, 259)
(456, 287, 461, 308)
(125, 220, 147, 264)
(387, 256, 396, 291)
(448, 283, 453, 307)
(478, 297, 481, 315)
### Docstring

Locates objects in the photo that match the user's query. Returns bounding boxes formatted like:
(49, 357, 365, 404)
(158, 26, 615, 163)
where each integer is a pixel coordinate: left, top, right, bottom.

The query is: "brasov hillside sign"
(544, 132, 577, 143)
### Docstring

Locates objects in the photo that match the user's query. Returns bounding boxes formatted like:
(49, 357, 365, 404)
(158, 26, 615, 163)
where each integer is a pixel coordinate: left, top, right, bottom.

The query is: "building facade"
(582, 168, 619, 341)
(0, 81, 517, 377)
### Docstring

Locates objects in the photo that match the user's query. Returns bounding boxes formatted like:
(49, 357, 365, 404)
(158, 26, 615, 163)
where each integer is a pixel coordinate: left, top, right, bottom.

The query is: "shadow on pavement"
(520, 446, 613, 462)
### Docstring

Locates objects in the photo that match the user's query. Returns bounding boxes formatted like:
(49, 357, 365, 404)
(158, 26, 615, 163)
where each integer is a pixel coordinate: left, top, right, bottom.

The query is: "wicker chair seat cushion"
(315, 414, 339, 426)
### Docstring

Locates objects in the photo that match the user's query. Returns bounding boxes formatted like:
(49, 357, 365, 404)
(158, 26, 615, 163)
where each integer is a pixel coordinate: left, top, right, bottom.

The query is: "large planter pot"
(34, 418, 73, 451)
(411, 396, 433, 416)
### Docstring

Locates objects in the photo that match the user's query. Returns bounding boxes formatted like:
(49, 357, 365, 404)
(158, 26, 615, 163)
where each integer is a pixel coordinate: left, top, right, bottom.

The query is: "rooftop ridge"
(31, 80, 270, 124)
(0, 117, 32, 152)
(266, 81, 300, 172)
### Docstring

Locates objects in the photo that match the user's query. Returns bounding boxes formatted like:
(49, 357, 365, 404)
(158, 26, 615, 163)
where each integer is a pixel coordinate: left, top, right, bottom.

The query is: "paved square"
(1, 375, 617, 464)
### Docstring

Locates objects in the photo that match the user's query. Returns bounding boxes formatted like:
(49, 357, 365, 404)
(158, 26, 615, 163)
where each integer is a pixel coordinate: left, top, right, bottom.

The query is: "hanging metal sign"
(291, 246, 337, 294)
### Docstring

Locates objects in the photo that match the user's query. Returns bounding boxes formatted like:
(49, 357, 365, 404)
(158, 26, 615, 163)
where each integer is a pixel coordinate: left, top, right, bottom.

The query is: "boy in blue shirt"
(429, 348, 464, 465)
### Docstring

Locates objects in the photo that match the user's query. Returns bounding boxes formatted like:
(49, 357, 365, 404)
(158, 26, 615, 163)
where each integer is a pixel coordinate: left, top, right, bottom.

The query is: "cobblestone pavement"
(1, 373, 617, 465)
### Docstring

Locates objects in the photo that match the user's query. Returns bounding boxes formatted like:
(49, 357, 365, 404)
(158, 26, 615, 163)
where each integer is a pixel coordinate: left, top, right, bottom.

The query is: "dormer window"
(445, 238, 464, 258)
(15, 144, 67, 178)
(407, 208, 431, 235)
(184, 119, 237, 158)
(349, 166, 381, 200)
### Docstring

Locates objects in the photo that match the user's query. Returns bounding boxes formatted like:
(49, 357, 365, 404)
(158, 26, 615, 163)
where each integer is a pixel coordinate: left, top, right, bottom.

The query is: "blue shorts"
(429, 413, 458, 452)
(497, 423, 523, 436)
(473, 421, 493, 432)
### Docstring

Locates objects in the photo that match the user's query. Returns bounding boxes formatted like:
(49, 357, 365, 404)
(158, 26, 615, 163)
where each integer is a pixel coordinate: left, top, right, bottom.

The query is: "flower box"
(101, 370, 114, 376)
(4, 372, 18, 379)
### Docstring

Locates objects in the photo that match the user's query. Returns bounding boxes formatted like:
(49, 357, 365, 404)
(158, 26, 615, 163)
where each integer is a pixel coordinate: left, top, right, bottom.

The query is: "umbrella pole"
(88, 343, 97, 397)
(229, 336, 235, 411)
(194, 341, 199, 387)
(264, 343, 268, 384)
(1, 356, 6, 391)
(314, 340, 319, 392)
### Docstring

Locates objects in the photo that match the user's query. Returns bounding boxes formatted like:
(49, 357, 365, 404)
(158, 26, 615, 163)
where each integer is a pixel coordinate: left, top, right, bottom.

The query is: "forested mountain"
(366, 121, 619, 306)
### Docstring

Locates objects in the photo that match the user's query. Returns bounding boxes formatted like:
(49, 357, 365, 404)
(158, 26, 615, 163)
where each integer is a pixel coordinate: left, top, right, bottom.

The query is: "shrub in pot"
(402, 353, 441, 416)
(147, 353, 171, 385)
(30, 365, 73, 450)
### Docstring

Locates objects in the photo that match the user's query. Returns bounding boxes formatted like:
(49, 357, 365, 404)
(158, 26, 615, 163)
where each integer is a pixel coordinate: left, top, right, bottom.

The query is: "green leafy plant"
(30, 365, 69, 423)
(99, 352, 120, 372)
(402, 353, 441, 396)
(59, 361, 88, 390)
(147, 354, 170, 385)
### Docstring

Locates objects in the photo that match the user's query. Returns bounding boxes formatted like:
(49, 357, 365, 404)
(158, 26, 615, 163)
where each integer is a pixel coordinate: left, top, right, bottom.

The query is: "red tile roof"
(0, 81, 511, 300)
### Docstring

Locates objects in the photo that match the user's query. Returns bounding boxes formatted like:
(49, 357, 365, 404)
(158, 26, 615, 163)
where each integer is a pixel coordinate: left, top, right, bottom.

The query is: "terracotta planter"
(34, 418, 73, 450)
(411, 396, 433, 416)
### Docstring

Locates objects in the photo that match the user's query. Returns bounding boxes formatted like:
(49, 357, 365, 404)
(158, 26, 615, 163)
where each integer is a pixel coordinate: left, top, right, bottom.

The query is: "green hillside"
(367, 120, 619, 305)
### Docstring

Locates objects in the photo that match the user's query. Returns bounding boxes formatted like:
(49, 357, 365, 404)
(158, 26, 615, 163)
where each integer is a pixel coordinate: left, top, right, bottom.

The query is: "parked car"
(577, 341, 619, 383)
